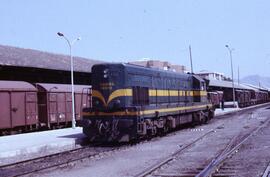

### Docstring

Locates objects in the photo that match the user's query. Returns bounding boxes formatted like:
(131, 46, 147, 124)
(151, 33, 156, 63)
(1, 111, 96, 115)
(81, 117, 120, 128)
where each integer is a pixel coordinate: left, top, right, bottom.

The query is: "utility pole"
(225, 45, 236, 108)
(189, 45, 194, 74)
(238, 66, 240, 85)
(57, 32, 81, 129)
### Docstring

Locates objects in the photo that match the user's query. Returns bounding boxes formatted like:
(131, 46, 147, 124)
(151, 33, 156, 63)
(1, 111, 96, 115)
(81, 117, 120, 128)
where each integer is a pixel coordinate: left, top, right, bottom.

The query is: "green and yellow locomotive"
(80, 63, 214, 142)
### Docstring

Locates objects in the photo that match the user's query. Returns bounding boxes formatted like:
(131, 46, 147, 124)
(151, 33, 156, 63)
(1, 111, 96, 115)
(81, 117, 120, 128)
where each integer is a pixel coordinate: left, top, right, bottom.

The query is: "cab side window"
(132, 87, 149, 105)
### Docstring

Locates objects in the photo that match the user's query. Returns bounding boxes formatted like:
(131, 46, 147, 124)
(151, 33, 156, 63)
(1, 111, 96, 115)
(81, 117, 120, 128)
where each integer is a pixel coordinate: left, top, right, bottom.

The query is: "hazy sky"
(0, 0, 270, 77)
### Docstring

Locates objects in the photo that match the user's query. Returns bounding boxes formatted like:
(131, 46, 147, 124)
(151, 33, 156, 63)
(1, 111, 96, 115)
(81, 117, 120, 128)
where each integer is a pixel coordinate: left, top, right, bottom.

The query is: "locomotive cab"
(81, 64, 139, 142)
(91, 64, 129, 111)
(192, 75, 208, 103)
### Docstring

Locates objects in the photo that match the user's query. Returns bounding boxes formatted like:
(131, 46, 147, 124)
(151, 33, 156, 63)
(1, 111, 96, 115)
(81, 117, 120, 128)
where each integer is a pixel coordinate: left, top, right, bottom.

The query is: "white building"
(196, 70, 229, 81)
(129, 59, 187, 73)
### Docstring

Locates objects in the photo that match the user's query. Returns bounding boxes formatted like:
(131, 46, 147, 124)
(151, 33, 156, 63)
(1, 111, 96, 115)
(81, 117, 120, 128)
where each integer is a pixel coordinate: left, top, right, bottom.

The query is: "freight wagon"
(36, 83, 91, 129)
(0, 81, 38, 135)
(0, 81, 91, 135)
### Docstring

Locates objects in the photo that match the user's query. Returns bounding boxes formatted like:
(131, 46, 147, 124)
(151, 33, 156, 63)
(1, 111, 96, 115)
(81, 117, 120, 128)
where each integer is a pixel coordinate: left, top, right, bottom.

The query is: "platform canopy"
(0, 44, 103, 73)
(208, 79, 246, 90)
(0, 80, 37, 91)
(36, 83, 91, 93)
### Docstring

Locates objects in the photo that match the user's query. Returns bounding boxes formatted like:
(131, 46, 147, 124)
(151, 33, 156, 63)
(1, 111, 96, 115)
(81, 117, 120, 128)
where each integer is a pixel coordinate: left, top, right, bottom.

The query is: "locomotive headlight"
(104, 74, 108, 78)
(116, 99, 121, 104)
(104, 69, 109, 74)
(113, 99, 121, 108)
(95, 100, 99, 105)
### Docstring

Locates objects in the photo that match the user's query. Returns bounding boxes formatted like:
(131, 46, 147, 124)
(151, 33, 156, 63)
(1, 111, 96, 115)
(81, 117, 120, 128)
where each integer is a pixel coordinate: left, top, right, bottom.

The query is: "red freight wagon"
(0, 81, 38, 135)
(208, 92, 219, 108)
(36, 83, 91, 129)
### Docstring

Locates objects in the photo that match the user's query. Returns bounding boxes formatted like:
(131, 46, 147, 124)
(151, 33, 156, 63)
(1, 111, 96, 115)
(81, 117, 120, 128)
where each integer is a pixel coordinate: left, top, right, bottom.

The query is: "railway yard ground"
(0, 127, 87, 166)
(0, 103, 270, 177)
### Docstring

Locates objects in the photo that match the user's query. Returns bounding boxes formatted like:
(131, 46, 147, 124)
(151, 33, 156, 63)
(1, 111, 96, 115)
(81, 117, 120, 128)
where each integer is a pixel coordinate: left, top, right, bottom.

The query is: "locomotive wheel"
(203, 116, 209, 124)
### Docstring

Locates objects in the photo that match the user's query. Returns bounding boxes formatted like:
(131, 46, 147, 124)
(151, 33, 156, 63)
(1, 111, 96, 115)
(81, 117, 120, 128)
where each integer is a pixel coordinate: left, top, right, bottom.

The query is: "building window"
(132, 86, 149, 105)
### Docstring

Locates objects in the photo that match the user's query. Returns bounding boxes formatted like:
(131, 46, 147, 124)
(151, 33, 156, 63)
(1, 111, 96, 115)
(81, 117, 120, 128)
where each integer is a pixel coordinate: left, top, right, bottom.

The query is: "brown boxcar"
(235, 90, 245, 107)
(0, 81, 38, 135)
(243, 90, 251, 107)
(36, 83, 91, 129)
(208, 91, 223, 108)
(208, 92, 219, 108)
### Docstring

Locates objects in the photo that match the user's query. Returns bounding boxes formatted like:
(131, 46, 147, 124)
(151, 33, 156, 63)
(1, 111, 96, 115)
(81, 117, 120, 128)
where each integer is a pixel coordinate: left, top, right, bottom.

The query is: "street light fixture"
(57, 32, 81, 129)
(225, 44, 236, 107)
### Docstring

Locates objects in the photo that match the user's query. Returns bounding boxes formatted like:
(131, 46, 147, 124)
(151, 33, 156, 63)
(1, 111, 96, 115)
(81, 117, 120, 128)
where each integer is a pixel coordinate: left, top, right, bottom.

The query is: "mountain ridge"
(241, 75, 270, 89)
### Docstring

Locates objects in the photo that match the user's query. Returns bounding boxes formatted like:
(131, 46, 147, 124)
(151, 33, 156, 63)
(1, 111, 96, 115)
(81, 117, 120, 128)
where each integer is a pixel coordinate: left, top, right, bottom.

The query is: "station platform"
(0, 107, 246, 166)
(0, 127, 86, 166)
(215, 107, 241, 116)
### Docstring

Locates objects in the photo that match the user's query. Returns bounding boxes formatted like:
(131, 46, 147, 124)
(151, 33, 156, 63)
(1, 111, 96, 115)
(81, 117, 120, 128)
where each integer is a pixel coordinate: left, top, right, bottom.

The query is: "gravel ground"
(150, 107, 270, 176)
(34, 106, 270, 177)
(212, 118, 270, 177)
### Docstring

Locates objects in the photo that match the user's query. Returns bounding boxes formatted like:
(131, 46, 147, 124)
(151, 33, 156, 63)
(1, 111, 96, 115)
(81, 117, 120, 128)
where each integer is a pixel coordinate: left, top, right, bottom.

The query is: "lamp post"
(57, 32, 81, 129)
(225, 45, 236, 107)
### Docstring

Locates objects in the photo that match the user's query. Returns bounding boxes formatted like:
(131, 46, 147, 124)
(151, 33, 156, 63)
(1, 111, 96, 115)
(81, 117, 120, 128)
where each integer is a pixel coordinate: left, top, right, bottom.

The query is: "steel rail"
(1, 103, 269, 177)
(135, 103, 270, 177)
(0, 145, 87, 169)
(196, 118, 270, 177)
(0, 143, 118, 177)
(262, 161, 270, 177)
(134, 126, 221, 177)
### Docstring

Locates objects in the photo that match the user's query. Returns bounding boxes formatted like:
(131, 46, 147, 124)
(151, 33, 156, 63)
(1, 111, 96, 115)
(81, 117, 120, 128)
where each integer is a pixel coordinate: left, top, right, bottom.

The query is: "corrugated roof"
(36, 83, 91, 93)
(240, 84, 259, 91)
(209, 80, 246, 89)
(0, 80, 37, 91)
(242, 83, 269, 91)
(0, 45, 103, 72)
(193, 75, 205, 82)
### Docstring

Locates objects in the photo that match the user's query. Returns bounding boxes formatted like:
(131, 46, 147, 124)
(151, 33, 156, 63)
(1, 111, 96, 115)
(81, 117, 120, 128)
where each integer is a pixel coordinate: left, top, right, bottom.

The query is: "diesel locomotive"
(80, 63, 214, 142)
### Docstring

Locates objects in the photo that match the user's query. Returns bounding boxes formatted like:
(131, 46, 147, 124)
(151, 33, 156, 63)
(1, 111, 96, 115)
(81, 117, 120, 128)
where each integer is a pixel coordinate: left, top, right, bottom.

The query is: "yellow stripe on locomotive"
(91, 88, 208, 107)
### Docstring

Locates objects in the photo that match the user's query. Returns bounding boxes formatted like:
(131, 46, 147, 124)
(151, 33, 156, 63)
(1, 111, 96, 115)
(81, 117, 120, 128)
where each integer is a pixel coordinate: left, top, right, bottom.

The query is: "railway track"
(135, 123, 224, 177)
(262, 162, 270, 177)
(0, 136, 163, 177)
(2, 104, 270, 177)
(0, 143, 127, 177)
(135, 106, 270, 177)
(196, 118, 270, 177)
(0, 123, 214, 177)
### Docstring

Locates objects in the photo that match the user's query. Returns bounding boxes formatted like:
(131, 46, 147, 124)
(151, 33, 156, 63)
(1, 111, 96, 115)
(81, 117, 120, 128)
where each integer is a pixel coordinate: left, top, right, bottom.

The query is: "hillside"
(241, 75, 270, 89)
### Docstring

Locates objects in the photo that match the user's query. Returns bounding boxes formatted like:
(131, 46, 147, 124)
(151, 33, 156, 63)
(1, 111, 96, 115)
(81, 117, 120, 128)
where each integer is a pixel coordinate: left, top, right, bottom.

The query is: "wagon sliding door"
(74, 88, 90, 121)
(65, 92, 72, 123)
(0, 92, 11, 129)
(25, 92, 38, 126)
(38, 91, 48, 127)
(75, 93, 82, 120)
(48, 93, 58, 125)
(10, 92, 25, 128)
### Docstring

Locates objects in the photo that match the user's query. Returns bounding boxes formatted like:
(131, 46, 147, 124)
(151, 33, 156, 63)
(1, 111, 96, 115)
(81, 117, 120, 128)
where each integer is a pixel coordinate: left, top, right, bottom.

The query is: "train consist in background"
(0, 81, 91, 135)
(0, 63, 269, 138)
(207, 86, 269, 109)
(80, 63, 215, 142)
